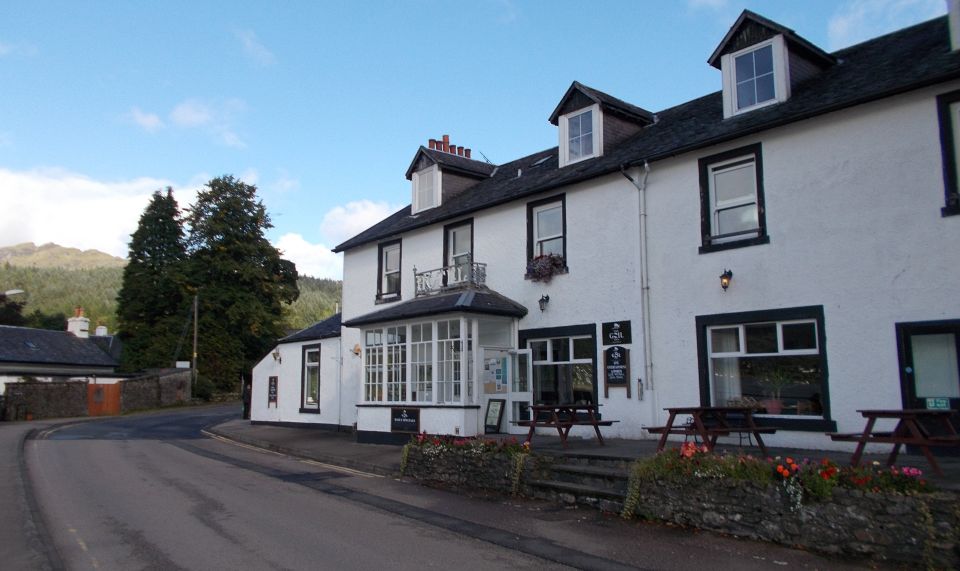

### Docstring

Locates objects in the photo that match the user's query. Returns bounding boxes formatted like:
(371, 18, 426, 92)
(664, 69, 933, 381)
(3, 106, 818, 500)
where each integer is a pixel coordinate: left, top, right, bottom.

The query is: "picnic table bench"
(515, 404, 618, 447)
(828, 409, 959, 476)
(645, 406, 778, 456)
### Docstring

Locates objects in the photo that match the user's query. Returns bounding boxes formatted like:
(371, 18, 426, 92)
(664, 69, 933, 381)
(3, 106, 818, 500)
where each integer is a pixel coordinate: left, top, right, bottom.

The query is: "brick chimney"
(430, 134, 472, 159)
(67, 306, 90, 338)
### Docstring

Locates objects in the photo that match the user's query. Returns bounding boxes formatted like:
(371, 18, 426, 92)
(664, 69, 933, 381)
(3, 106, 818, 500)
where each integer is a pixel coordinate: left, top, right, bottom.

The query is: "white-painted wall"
(644, 84, 960, 450)
(251, 334, 356, 428)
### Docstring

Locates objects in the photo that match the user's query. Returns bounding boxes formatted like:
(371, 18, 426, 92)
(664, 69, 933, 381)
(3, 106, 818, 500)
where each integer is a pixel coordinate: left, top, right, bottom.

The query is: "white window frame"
(302, 345, 320, 410)
(721, 35, 790, 119)
(380, 242, 401, 299)
(558, 104, 603, 167)
(708, 154, 759, 244)
(412, 164, 441, 214)
(532, 201, 564, 258)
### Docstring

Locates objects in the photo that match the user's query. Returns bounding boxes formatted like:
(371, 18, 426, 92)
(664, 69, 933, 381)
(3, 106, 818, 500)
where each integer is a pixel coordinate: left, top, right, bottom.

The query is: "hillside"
(1, 243, 341, 333)
(0, 242, 126, 269)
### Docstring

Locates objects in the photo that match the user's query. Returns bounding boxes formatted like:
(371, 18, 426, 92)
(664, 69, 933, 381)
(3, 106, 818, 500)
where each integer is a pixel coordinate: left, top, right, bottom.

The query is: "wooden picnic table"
(828, 409, 960, 477)
(516, 404, 616, 447)
(645, 406, 777, 456)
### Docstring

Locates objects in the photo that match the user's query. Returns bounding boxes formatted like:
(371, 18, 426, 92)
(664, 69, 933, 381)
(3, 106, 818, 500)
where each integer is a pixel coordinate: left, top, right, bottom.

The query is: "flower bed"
(622, 443, 959, 568)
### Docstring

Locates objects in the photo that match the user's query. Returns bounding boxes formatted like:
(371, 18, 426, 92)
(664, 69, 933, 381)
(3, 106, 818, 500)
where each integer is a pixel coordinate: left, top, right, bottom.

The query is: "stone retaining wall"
(402, 447, 960, 568)
(121, 370, 191, 412)
(2, 381, 88, 420)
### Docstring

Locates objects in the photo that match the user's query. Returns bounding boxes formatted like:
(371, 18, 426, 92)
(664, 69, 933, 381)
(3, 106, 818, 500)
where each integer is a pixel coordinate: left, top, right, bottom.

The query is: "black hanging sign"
(268, 376, 278, 406)
(604, 346, 629, 386)
(602, 321, 632, 345)
(391, 407, 420, 433)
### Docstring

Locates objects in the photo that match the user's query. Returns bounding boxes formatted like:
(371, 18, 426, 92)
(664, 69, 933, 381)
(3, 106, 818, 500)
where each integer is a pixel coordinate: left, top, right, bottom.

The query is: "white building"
(258, 9, 960, 447)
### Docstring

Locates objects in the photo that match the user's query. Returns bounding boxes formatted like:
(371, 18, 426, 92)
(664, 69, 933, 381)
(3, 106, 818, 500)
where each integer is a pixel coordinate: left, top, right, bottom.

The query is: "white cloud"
(274, 233, 342, 279)
(828, 0, 945, 50)
(238, 168, 259, 186)
(0, 168, 190, 258)
(235, 29, 276, 66)
(128, 107, 165, 132)
(319, 199, 404, 246)
(170, 100, 213, 128)
(270, 169, 300, 193)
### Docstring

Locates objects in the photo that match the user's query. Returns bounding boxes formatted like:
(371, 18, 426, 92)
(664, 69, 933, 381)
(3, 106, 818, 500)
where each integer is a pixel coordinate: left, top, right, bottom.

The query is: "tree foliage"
(116, 188, 189, 372)
(185, 176, 299, 392)
(0, 293, 27, 326)
(0, 263, 122, 330)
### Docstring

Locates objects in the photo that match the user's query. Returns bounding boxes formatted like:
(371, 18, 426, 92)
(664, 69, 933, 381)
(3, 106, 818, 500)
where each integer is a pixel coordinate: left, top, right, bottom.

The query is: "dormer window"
(721, 36, 790, 118)
(559, 104, 602, 167)
(412, 164, 440, 213)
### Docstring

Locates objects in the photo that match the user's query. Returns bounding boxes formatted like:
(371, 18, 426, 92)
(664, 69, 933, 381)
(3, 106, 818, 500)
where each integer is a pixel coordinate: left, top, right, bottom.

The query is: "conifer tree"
(185, 175, 298, 392)
(116, 188, 188, 372)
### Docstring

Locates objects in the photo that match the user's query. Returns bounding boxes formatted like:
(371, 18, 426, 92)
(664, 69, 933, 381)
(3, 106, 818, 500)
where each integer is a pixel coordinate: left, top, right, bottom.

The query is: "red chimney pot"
(465, 148, 471, 159)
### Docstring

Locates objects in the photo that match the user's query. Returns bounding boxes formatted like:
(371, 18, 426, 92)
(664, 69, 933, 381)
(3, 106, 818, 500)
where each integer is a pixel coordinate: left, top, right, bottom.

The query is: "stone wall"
(402, 447, 960, 568)
(121, 370, 192, 413)
(2, 381, 88, 420)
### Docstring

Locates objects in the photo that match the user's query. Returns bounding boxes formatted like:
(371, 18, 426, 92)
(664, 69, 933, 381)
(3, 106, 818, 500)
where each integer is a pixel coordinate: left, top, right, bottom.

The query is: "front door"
(479, 348, 532, 434)
(508, 349, 533, 435)
(897, 321, 960, 411)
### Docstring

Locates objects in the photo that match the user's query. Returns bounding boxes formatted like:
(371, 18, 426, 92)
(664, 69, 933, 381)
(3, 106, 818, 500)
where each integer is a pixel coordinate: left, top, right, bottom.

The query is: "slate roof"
(548, 81, 655, 125)
(404, 147, 498, 180)
(279, 313, 342, 344)
(333, 16, 960, 254)
(0, 325, 119, 368)
(707, 9, 836, 69)
(343, 289, 528, 328)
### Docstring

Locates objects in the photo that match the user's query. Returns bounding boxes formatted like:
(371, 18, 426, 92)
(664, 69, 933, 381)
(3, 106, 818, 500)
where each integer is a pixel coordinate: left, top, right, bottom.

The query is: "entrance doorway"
(897, 320, 960, 411)
(479, 348, 532, 435)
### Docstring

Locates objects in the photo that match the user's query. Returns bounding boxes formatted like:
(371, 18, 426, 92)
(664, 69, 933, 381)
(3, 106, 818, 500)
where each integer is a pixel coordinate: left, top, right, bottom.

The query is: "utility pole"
(192, 293, 198, 392)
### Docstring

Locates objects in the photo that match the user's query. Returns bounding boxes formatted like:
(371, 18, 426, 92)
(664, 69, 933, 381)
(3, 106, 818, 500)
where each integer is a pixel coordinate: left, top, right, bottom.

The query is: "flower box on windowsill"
(525, 254, 567, 283)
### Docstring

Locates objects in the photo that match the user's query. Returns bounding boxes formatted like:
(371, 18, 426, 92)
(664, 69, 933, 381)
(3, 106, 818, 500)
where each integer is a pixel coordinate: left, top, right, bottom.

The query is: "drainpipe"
(620, 162, 655, 412)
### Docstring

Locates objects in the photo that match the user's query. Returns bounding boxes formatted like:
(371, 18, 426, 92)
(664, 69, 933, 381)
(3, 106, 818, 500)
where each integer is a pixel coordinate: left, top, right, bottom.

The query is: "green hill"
(1, 243, 341, 334)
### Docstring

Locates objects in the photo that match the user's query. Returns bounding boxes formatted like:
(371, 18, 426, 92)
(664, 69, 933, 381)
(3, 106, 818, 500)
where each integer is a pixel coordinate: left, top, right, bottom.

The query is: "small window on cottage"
(698, 143, 768, 252)
(559, 104, 601, 167)
(735, 44, 775, 110)
(378, 241, 401, 300)
(301, 345, 320, 411)
(412, 165, 439, 213)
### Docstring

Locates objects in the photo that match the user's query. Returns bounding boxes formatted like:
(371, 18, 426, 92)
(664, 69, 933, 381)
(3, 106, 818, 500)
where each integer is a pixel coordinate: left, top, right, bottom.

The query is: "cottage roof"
(333, 17, 959, 254)
(706, 9, 836, 69)
(0, 325, 119, 367)
(280, 313, 342, 343)
(342, 289, 527, 328)
(404, 147, 498, 180)
(548, 81, 655, 125)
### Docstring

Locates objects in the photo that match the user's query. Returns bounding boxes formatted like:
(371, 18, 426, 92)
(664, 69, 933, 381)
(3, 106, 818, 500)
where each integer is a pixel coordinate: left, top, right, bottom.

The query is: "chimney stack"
(442, 134, 450, 153)
(428, 134, 473, 159)
(67, 306, 90, 339)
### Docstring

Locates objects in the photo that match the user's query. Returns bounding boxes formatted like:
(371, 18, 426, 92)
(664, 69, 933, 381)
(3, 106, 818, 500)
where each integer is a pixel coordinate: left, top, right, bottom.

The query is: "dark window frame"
(525, 194, 568, 274)
(695, 306, 836, 432)
(300, 343, 322, 414)
(442, 218, 474, 286)
(698, 143, 770, 254)
(376, 239, 402, 303)
(936, 90, 960, 216)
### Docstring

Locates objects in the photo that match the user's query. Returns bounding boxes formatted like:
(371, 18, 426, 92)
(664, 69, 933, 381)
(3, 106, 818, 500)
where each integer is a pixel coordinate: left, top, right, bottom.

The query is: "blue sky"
(0, 0, 946, 279)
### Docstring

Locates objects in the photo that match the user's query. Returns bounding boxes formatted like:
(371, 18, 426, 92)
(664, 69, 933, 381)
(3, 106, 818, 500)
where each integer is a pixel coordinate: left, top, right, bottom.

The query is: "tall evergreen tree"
(185, 175, 298, 392)
(0, 293, 26, 326)
(116, 188, 188, 372)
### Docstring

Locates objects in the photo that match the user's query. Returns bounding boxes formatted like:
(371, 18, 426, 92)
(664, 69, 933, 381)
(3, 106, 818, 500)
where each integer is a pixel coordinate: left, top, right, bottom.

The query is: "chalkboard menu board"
(391, 408, 420, 433)
(602, 321, 632, 345)
(268, 376, 278, 405)
(604, 346, 629, 385)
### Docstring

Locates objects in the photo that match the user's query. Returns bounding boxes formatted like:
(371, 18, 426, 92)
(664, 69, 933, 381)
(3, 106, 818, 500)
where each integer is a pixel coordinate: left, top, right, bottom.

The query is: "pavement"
(206, 418, 960, 490)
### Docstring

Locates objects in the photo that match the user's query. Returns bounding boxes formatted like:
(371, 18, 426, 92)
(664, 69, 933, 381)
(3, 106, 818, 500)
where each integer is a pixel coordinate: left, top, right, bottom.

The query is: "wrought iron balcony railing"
(414, 259, 487, 296)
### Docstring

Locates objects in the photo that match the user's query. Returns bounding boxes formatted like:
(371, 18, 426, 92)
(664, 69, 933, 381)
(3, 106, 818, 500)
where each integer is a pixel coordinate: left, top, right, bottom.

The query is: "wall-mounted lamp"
(719, 269, 734, 291)
(538, 294, 550, 311)
(352, 343, 362, 357)
(271, 348, 282, 364)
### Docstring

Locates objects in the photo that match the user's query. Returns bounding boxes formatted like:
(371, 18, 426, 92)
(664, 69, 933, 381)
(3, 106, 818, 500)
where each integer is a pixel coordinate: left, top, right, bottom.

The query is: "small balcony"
(414, 258, 487, 296)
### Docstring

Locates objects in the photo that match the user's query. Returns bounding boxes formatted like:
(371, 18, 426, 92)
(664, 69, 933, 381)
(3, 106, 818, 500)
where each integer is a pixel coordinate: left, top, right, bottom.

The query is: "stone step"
(545, 452, 637, 470)
(525, 479, 626, 513)
(548, 464, 630, 492)
(551, 464, 630, 479)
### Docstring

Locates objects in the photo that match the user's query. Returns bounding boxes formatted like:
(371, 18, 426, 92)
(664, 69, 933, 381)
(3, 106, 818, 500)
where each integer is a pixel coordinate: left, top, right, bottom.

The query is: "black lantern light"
(719, 269, 733, 291)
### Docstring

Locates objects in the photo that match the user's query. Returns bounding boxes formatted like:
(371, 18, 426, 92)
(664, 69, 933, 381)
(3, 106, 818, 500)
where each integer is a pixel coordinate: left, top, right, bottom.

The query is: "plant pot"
(762, 399, 783, 415)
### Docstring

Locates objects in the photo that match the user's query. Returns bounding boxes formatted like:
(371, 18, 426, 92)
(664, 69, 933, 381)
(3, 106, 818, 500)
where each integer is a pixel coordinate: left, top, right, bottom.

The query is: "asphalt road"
(24, 406, 879, 570)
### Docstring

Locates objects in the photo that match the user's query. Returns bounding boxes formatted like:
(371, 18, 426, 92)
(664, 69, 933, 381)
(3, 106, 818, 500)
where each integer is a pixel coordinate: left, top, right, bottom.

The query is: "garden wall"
(402, 447, 960, 568)
(121, 370, 191, 412)
(3, 381, 88, 420)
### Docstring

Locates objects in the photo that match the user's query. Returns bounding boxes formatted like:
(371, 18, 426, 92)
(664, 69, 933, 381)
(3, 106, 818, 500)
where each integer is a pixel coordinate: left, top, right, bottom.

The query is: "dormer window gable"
(709, 10, 836, 119)
(405, 135, 496, 214)
(549, 81, 654, 168)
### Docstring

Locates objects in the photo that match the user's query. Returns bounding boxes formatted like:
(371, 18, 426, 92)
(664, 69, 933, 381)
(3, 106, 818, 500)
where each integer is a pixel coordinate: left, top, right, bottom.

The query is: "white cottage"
(305, 8, 959, 447)
(250, 313, 356, 430)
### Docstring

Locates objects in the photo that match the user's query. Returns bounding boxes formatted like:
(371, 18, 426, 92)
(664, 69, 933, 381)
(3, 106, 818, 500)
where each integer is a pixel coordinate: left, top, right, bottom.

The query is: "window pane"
(735, 51, 754, 81)
(745, 323, 777, 354)
(537, 206, 562, 238)
(384, 247, 399, 272)
(716, 204, 758, 235)
(713, 162, 755, 204)
(736, 79, 756, 109)
(710, 327, 740, 353)
(912, 334, 960, 398)
(572, 363, 594, 404)
(782, 323, 817, 351)
(307, 350, 320, 363)
(580, 111, 592, 135)
(385, 273, 399, 294)
(755, 73, 775, 103)
(530, 340, 548, 361)
(573, 337, 592, 359)
(551, 338, 569, 361)
(306, 367, 319, 404)
(713, 355, 823, 415)
(539, 237, 564, 257)
(437, 320, 448, 339)
(753, 45, 773, 75)
(581, 133, 593, 156)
